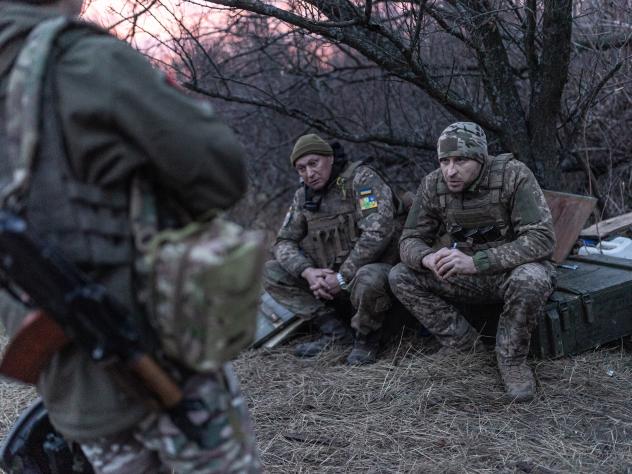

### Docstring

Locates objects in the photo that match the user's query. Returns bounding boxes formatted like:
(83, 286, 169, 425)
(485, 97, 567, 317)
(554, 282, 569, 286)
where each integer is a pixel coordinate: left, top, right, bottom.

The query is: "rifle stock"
(0, 310, 69, 384)
(0, 311, 184, 412)
(130, 354, 183, 408)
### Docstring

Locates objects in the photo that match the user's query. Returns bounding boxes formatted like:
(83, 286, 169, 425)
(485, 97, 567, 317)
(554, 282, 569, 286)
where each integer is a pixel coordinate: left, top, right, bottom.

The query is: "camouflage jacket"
(275, 161, 399, 282)
(400, 154, 555, 274)
(0, 5, 246, 442)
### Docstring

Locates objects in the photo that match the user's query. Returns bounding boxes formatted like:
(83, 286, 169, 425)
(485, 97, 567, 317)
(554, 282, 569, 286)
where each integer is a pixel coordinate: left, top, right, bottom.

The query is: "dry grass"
(234, 334, 632, 473)
(1, 332, 631, 473)
(0, 333, 37, 449)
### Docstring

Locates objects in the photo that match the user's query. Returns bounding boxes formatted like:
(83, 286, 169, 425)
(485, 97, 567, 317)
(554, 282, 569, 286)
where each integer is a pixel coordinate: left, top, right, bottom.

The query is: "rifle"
(0, 210, 211, 447)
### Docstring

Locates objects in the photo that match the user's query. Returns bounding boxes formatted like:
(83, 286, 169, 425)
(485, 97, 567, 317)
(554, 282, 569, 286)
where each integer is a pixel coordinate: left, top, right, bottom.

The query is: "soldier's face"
(295, 154, 334, 191)
(439, 156, 482, 192)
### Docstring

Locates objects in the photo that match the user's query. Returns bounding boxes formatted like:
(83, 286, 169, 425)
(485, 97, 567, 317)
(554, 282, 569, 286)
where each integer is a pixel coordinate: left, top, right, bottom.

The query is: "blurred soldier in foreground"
(389, 122, 555, 402)
(263, 134, 405, 365)
(0, 0, 260, 472)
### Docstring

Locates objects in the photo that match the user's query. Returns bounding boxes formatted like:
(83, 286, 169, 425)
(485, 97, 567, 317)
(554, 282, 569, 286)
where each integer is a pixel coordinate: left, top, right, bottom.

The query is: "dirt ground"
(1, 332, 632, 473)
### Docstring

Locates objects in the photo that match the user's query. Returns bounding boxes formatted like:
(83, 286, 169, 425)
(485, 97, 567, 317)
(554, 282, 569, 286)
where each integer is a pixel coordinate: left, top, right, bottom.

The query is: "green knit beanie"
(290, 134, 333, 166)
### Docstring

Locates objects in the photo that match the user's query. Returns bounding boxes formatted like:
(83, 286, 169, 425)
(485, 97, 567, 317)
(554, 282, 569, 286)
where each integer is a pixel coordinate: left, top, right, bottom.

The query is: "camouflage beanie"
(437, 122, 488, 163)
(290, 134, 333, 166)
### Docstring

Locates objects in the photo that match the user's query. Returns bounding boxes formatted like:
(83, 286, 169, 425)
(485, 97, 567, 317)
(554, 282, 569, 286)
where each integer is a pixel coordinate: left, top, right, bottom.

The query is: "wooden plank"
(579, 210, 632, 240)
(543, 190, 597, 263)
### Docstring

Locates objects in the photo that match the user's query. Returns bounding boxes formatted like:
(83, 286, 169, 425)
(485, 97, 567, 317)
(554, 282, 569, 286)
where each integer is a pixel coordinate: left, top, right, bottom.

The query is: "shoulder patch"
(359, 193, 378, 211)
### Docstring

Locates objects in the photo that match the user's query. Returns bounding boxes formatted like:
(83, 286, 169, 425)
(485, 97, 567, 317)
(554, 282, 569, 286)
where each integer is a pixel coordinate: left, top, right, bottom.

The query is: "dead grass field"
(235, 334, 632, 473)
(1, 332, 632, 473)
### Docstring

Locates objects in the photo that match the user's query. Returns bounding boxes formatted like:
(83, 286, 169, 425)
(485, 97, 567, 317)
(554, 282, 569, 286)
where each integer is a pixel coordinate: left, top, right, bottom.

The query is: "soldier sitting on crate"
(263, 134, 407, 365)
(389, 122, 556, 402)
(0, 0, 260, 472)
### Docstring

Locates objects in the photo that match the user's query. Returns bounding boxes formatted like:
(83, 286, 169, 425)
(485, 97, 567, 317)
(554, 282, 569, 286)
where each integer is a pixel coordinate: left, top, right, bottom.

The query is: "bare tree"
(88, 0, 631, 205)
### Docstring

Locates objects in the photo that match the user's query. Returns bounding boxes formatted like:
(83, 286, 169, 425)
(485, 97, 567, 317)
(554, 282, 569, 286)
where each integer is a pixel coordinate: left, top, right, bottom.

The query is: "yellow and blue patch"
(358, 188, 378, 210)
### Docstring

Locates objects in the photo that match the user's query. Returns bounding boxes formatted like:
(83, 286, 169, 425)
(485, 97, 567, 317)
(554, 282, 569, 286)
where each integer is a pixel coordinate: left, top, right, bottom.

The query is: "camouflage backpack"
(5, 16, 265, 373)
(132, 182, 265, 371)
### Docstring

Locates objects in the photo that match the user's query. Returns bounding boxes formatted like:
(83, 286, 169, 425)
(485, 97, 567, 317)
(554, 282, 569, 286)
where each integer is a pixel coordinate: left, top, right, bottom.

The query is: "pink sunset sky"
(83, 0, 224, 33)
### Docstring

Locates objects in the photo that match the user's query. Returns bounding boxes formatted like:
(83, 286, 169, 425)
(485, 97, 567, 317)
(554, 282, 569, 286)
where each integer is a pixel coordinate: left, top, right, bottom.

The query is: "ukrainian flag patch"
(359, 190, 378, 210)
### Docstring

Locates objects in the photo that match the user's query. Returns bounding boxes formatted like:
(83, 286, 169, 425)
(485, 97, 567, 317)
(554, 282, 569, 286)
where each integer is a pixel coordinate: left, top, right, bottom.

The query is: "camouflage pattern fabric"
(78, 366, 261, 474)
(400, 156, 555, 275)
(264, 259, 392, 335)
(146, 218, 265, 372)
(437, 122, 488, 163)
(274, 163, 398, 282)
(3, 17, 71, 205)
(395, 135, 555, 361)
(389, 262, 554, 360)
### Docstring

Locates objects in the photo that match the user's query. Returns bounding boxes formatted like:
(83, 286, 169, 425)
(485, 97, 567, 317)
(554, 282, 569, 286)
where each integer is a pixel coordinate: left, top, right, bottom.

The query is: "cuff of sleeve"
(417, 249, 434, 271)
(472, 251, 491, 273)
(294, 262, 313, 279)
(339, 265, 355, 284)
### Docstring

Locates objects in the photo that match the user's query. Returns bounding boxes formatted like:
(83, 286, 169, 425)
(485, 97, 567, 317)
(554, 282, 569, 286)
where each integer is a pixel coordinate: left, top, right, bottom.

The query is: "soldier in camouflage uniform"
(0, 0, 260, 472)
(264, 134, 405, 365)
(389, 122, 556, 402)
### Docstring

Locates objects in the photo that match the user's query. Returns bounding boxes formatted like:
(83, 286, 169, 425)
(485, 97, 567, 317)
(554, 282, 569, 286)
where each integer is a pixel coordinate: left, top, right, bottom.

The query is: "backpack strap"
(2, 17, 71, 207)
(2, 17, 104, 209)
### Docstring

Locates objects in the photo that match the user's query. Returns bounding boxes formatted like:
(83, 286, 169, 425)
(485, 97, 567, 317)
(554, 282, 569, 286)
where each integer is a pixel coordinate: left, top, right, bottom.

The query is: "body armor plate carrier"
(437, 154, 514, 253)
(0, 17, 131, 268)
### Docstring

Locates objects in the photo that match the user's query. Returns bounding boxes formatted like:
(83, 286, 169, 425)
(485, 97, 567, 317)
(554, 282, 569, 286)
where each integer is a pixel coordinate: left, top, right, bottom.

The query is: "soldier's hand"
(435, 248, 477, 279)
(322, 272, 342, 297)
(301, 267, 334, 286)
(310, 277, 335, 300)
(421, 248, 451, 278)
(301, 267, 335, 300)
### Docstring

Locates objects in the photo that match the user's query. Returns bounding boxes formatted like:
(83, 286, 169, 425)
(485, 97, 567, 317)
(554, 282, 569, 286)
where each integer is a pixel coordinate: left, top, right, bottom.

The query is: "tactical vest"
(436, 154, 514, 253)
(0, 18, 132, 268)
(299, 161, 360, 269)
(300, 161, 403, 269)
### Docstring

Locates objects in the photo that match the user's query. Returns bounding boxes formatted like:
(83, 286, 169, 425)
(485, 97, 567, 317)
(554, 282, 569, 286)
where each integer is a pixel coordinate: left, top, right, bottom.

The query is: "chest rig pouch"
(0, 17, 131, 268)
(300, 161, 363, 269)
(437, 154, 514, 254)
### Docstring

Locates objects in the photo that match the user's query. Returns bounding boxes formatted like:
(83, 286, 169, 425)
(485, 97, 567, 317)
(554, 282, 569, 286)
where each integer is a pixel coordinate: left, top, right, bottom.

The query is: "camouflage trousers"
(263, 260, 393, 335)
(389, 262, 555, 361)
(78, 364, 261, 474)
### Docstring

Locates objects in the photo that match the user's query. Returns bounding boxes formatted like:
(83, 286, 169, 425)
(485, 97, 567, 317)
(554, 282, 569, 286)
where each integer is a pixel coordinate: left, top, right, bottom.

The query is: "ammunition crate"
(533, 254, 632, 358)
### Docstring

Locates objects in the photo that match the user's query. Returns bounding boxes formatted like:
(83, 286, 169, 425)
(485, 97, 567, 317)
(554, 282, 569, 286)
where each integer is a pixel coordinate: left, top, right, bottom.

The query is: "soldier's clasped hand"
(322, 272, 342, 297)
(301, 267, 336, 300)
(423, 247, 477, 280)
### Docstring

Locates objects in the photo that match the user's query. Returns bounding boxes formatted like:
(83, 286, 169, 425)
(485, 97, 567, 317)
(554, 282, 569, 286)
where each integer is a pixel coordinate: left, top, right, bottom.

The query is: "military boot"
(435, 339, 486, 357)
(434, 328, 486, 357)
(497, 357, 536, 402)
(346, 331, 380, 366)
(294, 314, 352, 358)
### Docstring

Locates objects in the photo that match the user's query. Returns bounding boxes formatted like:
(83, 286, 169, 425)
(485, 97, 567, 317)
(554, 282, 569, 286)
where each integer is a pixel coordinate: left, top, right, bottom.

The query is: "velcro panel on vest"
(24, 55, 131, 267)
